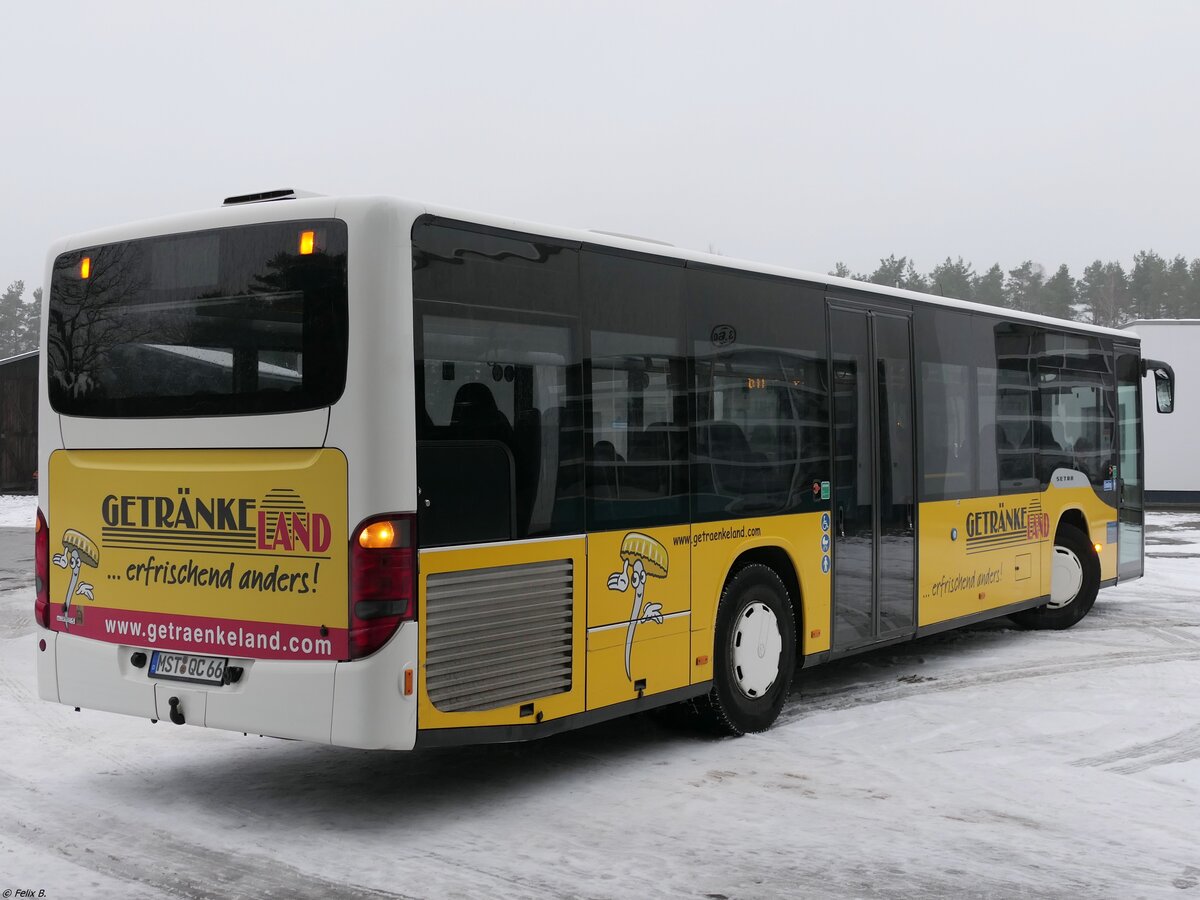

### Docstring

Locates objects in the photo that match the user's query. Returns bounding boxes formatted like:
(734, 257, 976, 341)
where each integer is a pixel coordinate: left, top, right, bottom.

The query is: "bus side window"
(920, 361, 974, 498)
(413, 222, 584, 547)
(1035, 333, 1115, 488)
(686, 266, 827, 522)
(582, 249, 688, 531)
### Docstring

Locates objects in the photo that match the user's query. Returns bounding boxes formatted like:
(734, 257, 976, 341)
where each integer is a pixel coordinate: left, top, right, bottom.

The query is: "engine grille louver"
(425, 559, 573, 713)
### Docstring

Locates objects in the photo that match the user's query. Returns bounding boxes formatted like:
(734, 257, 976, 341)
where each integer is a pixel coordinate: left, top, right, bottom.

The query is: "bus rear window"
(47, 220, 348, 417)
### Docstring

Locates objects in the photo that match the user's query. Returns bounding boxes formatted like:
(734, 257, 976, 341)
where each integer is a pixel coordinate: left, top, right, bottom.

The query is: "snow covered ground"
(0, 494, 34, 529)
(1, 494, 1197, 899)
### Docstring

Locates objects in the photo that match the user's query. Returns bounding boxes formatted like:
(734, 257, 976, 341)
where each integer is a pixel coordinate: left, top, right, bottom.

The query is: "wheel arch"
(723, 545, 803, 646)
(1056, 506, 1089, 541)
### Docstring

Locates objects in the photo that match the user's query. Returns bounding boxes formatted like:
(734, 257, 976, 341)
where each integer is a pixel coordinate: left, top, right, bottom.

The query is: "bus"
(34, 190, 1175, 748)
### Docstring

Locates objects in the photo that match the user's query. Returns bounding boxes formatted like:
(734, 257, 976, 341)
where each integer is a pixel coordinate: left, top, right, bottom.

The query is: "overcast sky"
(4, 1, 1199, 293)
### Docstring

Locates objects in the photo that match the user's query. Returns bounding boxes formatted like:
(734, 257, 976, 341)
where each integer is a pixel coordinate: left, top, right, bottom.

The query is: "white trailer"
(1122, 320, 1195, 506)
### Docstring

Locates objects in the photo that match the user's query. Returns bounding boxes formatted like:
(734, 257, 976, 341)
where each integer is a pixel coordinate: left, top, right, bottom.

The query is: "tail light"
(348, 513, 417, 660)
(35, 508, 50, 629)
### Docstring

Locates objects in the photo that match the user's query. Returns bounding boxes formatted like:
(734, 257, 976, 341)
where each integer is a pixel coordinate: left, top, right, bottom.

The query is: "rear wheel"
(1010, 524, 1099, 630)
(696, 564, 796, 735)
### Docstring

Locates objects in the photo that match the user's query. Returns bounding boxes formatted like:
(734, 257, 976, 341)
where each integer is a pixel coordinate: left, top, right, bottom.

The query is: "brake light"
(349, 513, 416, 659)
(35, 508, 50, 629)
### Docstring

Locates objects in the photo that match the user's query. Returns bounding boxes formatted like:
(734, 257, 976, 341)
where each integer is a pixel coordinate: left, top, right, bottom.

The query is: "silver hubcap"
(731, 601, 782, 698)
(1049, 545, 1084, 608)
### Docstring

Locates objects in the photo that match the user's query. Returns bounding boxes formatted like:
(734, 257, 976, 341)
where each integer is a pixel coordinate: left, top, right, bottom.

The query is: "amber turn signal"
(358, 521, 397, 548)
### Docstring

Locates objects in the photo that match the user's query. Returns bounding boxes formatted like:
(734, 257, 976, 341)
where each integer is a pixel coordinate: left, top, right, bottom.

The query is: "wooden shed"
(0, 350, 37, 493)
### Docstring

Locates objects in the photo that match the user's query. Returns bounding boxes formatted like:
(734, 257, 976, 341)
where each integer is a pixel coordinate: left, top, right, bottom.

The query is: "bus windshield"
(46, 220, 348, 418)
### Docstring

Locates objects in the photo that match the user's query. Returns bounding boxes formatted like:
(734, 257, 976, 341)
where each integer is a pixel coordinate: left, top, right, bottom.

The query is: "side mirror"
(1142, 358, 1175, 414)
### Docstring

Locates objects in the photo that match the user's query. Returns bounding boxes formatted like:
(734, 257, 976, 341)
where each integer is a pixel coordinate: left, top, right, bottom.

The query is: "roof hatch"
(222, 188, 324, 206)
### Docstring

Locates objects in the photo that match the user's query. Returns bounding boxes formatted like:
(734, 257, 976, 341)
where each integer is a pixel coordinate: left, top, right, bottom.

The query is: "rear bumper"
(35, 622, 419, 750)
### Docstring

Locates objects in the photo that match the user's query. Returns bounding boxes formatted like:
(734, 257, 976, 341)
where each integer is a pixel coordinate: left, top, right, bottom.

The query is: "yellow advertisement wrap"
(586, 526, 691, 709)
(690, 513, 832, 671)
(47, 449, 348, 659)
(918, 484, 1117, 627)
(413, 512, 831, 732)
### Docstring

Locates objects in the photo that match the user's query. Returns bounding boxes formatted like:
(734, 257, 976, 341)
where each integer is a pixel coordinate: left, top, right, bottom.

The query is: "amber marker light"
(80, 256, 91, 279)
(1094, 543, 1103, 554)
(358, 520, 397, 549)
(299, 230, 315, 255)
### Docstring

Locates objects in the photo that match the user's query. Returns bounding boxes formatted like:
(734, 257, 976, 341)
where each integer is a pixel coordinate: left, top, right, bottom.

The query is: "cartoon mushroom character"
(607, 532, 668, 680)
(52, 529, 99, 621)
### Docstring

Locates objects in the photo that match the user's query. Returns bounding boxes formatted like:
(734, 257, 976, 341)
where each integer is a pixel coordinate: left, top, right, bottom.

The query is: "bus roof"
(48, 192, 1136, 343)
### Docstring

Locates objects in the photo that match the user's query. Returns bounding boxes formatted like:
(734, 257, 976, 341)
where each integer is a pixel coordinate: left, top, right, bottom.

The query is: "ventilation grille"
(425, 559, 573, 713)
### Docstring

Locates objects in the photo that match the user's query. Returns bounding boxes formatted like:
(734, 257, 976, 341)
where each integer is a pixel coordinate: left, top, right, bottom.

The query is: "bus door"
(828, 304, 916, 651)
(1115, 346, 1144, 580)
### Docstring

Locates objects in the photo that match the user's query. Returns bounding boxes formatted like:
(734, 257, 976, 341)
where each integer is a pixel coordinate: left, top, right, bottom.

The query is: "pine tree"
(829, 262, 853, 279)
(867, 255, 910, 288)
(21, 287, 41, 352)
(0, 281, 43, 356)
(899, 259, 928, 293)
(1128, 250, 1170, 320)
(1078, 261, 1130, 326)
(970, 264, 1004, 308)
(1164, 256, 1190, 319)
(0, 281, 26, 357)
(928, 257, 975, 302)
(1186, 259, 1200, 318)
(1004, 261, 1045, 313)
(1042, 264, 1076, 321)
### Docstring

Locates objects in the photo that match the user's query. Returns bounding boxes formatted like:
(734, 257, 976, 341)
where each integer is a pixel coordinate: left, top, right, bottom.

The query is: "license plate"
(148, 650, 227, 685)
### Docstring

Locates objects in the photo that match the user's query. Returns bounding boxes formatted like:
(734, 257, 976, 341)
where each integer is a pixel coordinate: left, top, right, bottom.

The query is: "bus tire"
(696, 563, 796, 736)
(1010, 525, 1100, 630)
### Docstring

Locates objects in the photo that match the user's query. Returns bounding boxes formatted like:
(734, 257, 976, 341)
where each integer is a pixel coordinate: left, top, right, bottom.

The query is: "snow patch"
(0, 494, 35, 529)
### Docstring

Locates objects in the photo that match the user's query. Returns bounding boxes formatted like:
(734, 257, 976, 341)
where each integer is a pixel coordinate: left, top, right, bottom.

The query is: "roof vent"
(222, 188, 323, 206)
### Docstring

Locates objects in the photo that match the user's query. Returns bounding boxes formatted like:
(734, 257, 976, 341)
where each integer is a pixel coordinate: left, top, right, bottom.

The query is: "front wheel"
(696, 564, 797, 735)
(1010, 524, 1099, 630)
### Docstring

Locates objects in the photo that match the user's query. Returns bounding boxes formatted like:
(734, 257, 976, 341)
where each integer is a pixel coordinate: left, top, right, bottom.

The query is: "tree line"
(831, 250, 1200, 327)
(0, 281, 40, 359)
(1, 249, 1194, 357)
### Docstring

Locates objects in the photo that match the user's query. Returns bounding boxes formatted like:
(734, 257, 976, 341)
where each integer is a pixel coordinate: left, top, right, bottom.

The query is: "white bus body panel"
(43, 196, 425, 530)
(38, 196, 425, 749)
(39, 622, 418, 749)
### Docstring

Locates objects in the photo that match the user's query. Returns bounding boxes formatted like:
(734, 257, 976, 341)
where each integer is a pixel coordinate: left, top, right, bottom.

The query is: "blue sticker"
(1103, 479, 1115, 492)
(1107, 521, 1119, 544)
(821, 512, 831, 533)
(821, 554, 831, 574)
(821, 533, 831, 553)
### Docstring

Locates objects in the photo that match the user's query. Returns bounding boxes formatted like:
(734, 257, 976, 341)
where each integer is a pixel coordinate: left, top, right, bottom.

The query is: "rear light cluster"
(348, 513, 417, 660)
(35, 508, 50, 629)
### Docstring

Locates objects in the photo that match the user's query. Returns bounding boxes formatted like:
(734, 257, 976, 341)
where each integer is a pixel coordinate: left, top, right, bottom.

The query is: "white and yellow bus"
(34, 190, 1174, 748)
